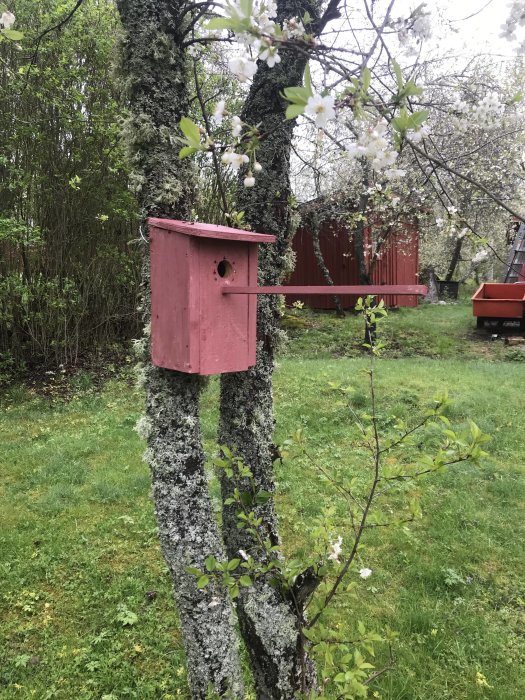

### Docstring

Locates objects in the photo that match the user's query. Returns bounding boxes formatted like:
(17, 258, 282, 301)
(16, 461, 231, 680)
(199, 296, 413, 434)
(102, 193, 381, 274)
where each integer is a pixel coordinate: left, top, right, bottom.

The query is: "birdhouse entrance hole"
(217, 259, 233, 278)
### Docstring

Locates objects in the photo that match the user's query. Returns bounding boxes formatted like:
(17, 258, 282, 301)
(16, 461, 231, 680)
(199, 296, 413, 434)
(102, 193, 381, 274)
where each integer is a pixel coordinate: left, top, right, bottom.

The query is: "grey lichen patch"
(134, 414, 153, 440)
(116, 0, 244, 696)
(126, 112, 157, 146)
(219, 1, 322, 695)
(239, 583, 301, 699)
(128, 171, 146, 196)
(154, 176, 185, 207)
(151, 30, 180, 63)
(145, 366, 244, 697)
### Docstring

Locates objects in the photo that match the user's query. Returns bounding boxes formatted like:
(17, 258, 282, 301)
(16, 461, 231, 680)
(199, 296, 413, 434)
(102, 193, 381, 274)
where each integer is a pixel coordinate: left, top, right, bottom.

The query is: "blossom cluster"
(211, 101, 263, 186)
(346, 120, 405, 179)
(223, 0, 307, 82)
(500, 0, 525, 47)
(472, 249, 489, 265)
(390, 4, 432, 52)
(451, 93, 505, 132)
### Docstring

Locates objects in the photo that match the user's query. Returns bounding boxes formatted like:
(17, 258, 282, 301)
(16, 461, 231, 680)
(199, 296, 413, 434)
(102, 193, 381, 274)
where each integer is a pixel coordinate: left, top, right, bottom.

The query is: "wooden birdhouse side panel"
(197, 239, 256, 375)
(247, 245, 258, 364)
(150, 227, 199, 372)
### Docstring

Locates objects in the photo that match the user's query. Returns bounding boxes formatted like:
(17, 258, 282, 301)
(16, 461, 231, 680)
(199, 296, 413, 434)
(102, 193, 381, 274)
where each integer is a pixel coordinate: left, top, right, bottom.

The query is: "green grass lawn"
(1, 301, 524, 699)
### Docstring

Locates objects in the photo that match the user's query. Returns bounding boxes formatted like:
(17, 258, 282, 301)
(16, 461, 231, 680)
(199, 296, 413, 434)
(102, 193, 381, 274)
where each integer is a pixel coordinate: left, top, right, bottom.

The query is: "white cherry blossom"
(259, 45, 281, 67)
(231, 115, 242, 138)
(304, 94, 336, 128)
(212, 100, 226, 125)
(346, 119, 401, 175)
(222, 149, 249, 170)
(328, 536, 343, 562)
(228, 55, 257, 83)
(359, 567, 372, 579)
(0, 11, 15, 29)
(283, 17, 305, 39)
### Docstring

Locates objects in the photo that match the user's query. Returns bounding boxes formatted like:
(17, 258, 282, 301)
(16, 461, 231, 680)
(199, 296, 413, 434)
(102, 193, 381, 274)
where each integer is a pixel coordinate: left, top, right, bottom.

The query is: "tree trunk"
(218, 3, 319, 696)
(117, 2, 243, 696)
(354, 188, 371, 285)
(445, 235, 463, 281)
(311, 214, 345, 316)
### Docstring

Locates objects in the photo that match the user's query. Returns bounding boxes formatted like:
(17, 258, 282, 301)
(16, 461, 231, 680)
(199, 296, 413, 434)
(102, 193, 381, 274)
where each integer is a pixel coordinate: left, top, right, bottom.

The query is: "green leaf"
(282, 86, 309, 105)
(227, 558, 241, 571)
(205, 555, 216, 572)
(239, 491, 253, 506)
(255, 490, 272, 504)
(406, 109, 429, 130)
(403, 79, 424, 97)
(185, 566, 202, 577)
(2, 29, 24, 40)
(179, 117, 201, 146)
(179, 146, 198, 159)
(197, 575, 210, 589)
(392, 60, 403, 89)
(303, 63, 314, 97)
(239, 0, 254, 21)
(469, 420, 481, 441)
(239, 575, 252, 587)
(116, 606, 138, 627)
(285, 103, 306, 120)
(204, 17, 235, 31)
(361, 67, 371, 92)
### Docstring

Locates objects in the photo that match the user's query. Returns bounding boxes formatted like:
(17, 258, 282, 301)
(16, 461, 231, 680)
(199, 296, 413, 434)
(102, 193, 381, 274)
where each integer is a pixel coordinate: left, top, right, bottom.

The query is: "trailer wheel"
(476, 317, 485, 329)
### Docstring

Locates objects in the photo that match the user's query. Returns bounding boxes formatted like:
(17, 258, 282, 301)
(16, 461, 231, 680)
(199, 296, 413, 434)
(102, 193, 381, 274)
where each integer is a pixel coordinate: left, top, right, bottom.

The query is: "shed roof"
(148, 218, 276, 243)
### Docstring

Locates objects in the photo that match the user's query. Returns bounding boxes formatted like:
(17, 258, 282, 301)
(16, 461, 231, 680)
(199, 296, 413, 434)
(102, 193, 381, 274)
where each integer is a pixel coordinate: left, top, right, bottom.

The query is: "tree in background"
(0, 0, 139, 371)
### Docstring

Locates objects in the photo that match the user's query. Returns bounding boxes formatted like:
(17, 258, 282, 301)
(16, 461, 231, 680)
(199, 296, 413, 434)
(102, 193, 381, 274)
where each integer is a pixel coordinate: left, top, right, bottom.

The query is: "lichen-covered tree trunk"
(445, 235, 463, 281)
(117, 2, 243, 696)
(354, 185, 371, 285)
(219, 2, 320, 696)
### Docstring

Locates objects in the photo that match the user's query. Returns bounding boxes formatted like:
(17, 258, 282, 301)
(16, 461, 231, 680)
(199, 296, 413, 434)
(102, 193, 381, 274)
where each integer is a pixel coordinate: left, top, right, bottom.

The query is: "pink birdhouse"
(149, 218, 275, 375)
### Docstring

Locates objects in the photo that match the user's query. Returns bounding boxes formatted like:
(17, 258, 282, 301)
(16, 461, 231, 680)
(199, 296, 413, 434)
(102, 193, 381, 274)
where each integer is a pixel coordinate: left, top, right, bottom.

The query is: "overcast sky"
(391, 0, 519, 58)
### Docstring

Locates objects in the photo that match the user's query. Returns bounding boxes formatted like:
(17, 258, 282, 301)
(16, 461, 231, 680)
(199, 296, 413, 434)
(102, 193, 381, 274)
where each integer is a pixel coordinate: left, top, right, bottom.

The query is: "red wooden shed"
(285, 218, 420, 309)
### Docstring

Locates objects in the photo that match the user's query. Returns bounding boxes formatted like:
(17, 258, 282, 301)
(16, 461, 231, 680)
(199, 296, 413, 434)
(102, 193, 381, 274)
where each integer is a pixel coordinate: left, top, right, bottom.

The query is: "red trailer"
(472, 282, 525, 329)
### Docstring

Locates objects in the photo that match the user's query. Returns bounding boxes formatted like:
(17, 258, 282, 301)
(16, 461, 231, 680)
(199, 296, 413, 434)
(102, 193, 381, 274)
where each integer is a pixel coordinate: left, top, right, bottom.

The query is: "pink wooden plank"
(151, 227, 195, 372)
(247, 245, 258, 365)
(223, 285, 428, 296)
(148, 217, 276, 243)
(197, 240, 256, 375)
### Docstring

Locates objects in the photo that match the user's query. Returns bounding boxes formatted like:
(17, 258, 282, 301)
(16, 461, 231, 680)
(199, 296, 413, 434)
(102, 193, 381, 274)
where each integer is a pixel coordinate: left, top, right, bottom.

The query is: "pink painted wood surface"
(223, 285, 428, 296)
(197, 239, 257, 374)
(148, 217, 276, 243)
(151, 226, 197, 372)
(247, 245, 258, 363)
(150, 219, 266, 375)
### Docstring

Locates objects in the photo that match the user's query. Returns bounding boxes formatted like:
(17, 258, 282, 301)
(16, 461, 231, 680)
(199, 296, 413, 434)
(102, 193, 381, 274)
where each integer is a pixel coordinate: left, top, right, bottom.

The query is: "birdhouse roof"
(148, 218, 276, 243)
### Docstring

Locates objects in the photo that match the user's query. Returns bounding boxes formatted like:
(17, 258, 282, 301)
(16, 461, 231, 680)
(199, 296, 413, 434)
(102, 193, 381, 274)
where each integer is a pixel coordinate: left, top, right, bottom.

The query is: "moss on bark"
(117, 2, 243, 696)
(219, 1, 321, 696)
